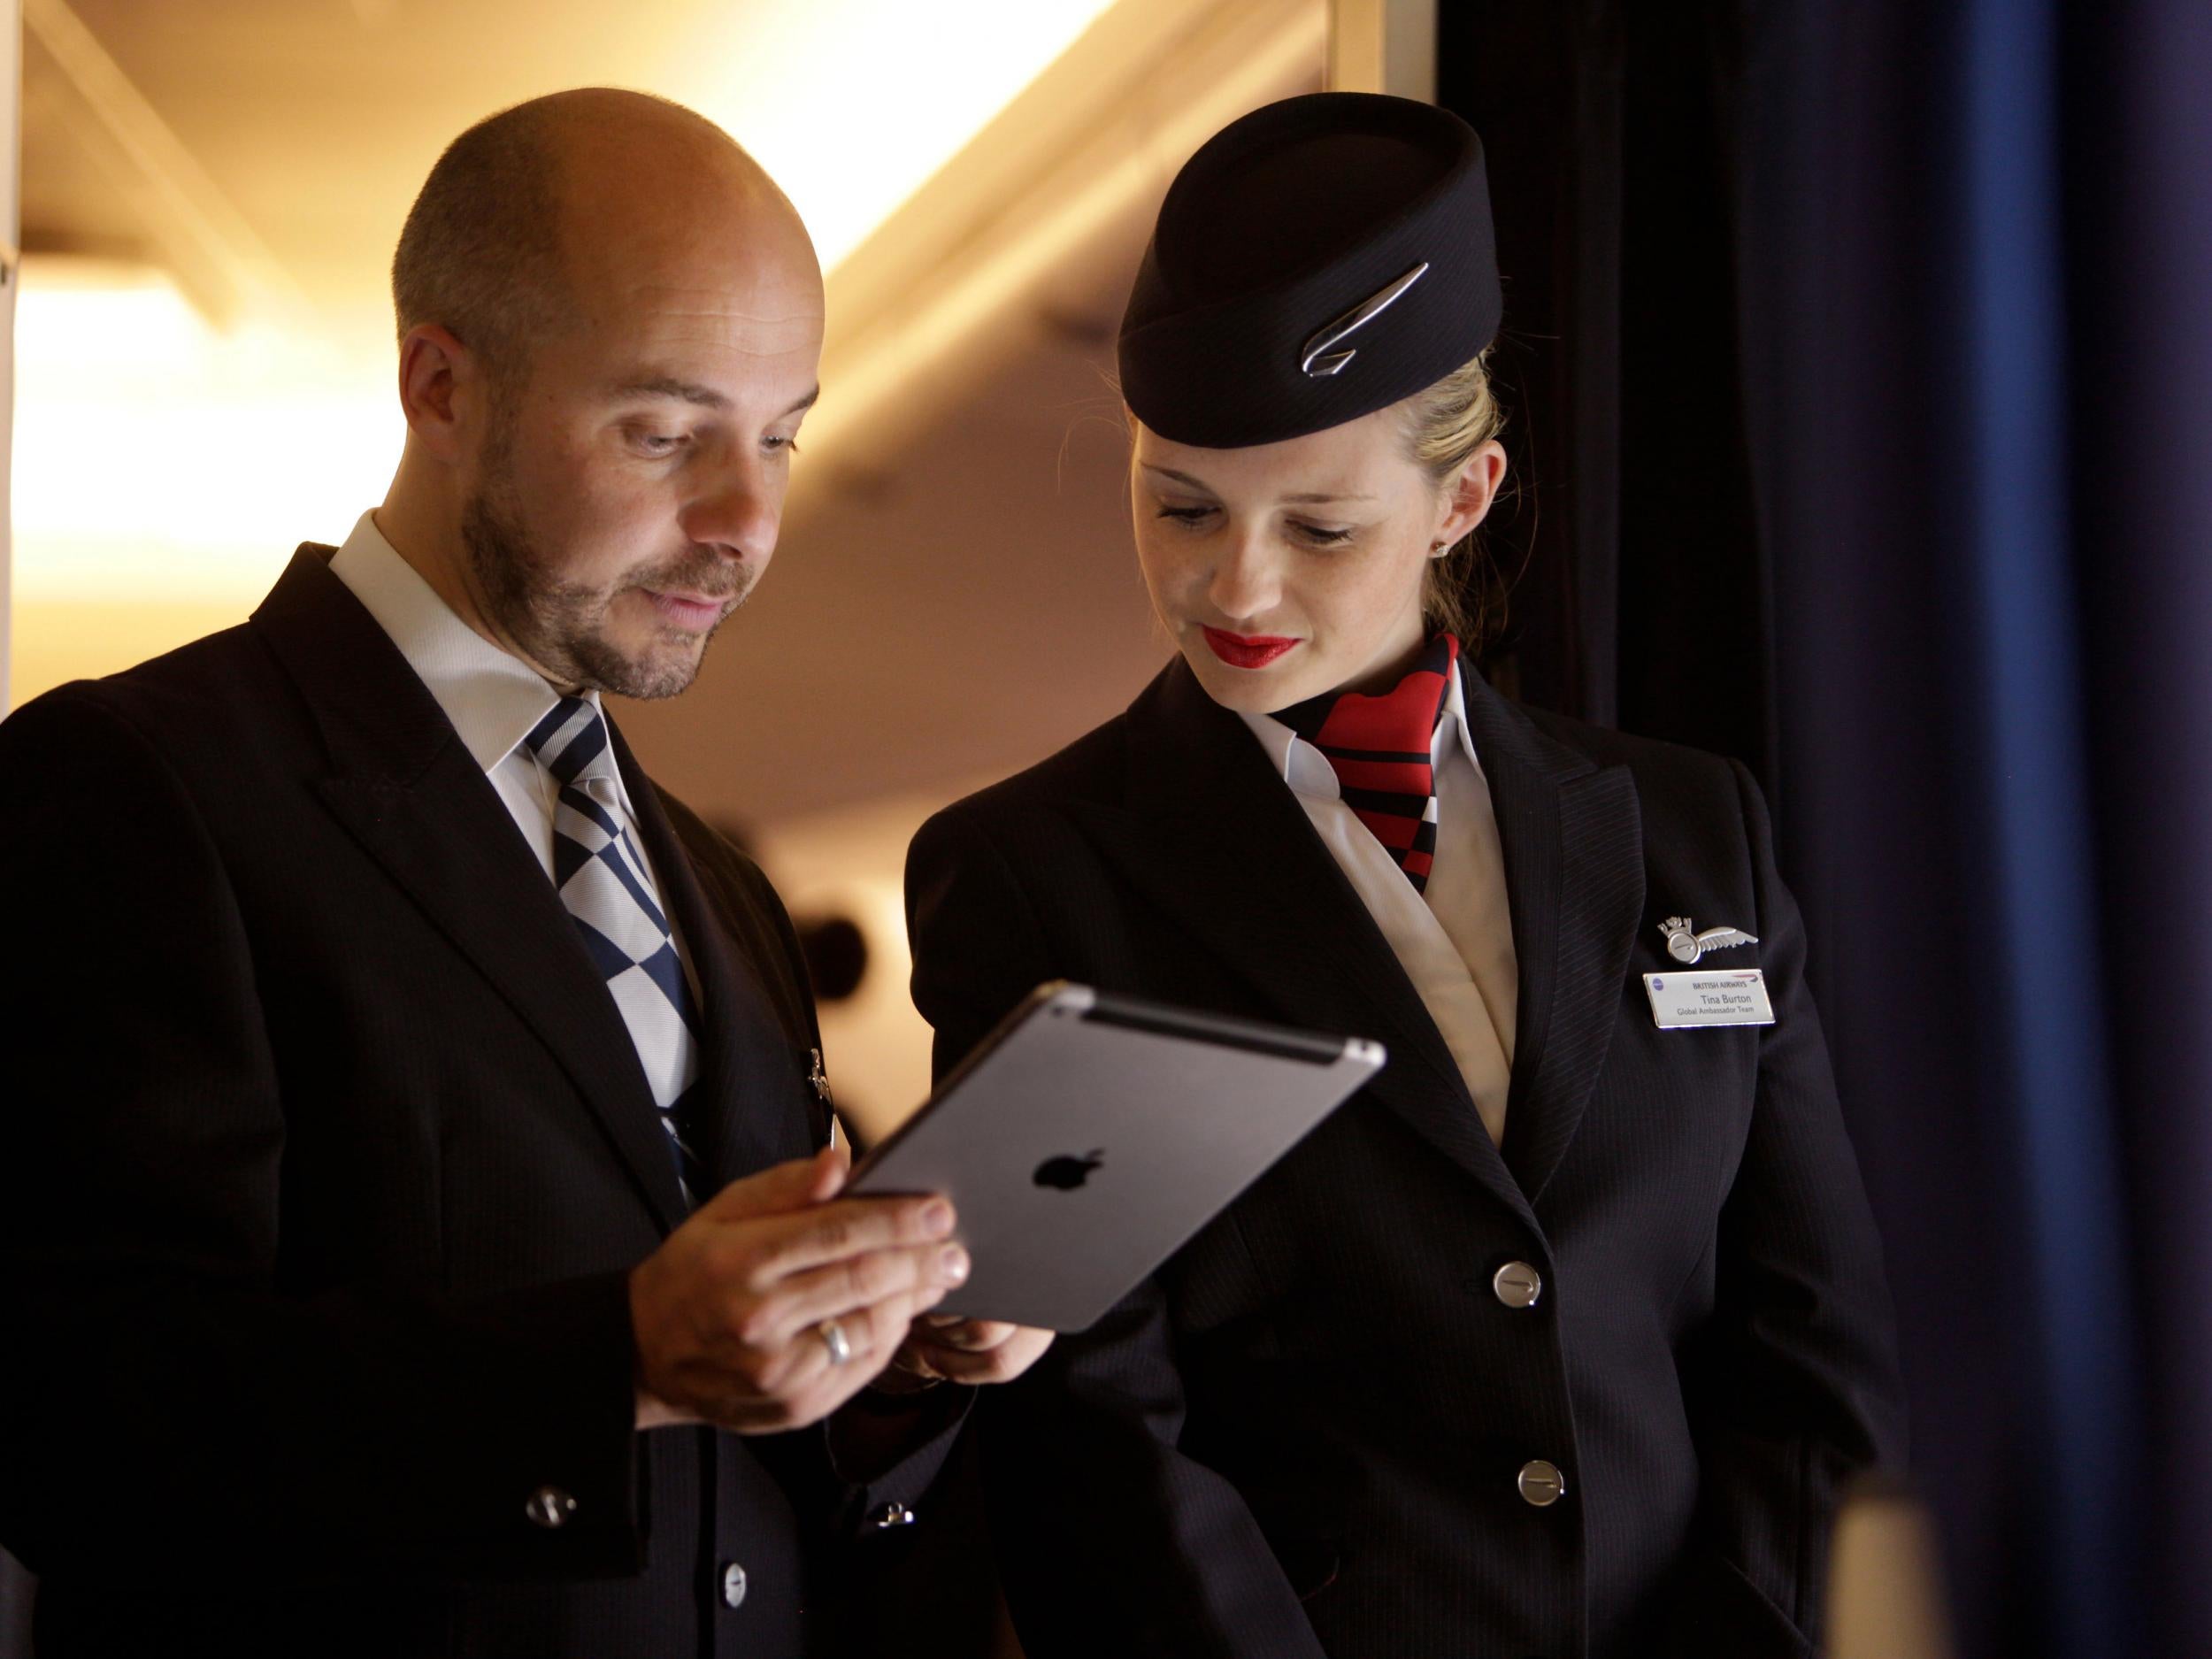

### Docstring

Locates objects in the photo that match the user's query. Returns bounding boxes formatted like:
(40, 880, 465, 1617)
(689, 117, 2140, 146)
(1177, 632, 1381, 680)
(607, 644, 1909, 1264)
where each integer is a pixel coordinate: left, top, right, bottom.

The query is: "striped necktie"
(1274, 634, 1460, 894)
(523, 696, 706, 1202)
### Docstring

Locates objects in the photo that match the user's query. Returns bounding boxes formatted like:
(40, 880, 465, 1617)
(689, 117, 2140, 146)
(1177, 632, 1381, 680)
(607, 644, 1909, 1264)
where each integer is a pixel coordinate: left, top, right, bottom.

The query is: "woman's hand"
(885, 1315, 1056, 1387)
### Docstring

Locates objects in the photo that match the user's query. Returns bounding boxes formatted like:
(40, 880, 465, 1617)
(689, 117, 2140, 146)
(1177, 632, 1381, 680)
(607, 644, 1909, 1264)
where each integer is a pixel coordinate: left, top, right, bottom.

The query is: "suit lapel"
(254, 549, 689, 1233)
(612, 730, 819, 1187)
(1074, 662, 1531, 1217)
(1463, 673, 1646, 1206)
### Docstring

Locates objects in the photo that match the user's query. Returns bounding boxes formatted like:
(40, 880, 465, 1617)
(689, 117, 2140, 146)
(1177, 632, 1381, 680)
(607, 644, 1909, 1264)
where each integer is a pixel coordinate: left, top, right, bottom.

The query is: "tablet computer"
(848, 981, 1385, 1332)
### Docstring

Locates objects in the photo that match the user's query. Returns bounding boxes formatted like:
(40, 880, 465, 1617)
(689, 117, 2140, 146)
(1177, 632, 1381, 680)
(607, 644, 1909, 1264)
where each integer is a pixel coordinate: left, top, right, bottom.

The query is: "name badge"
(1644, 970, 1776, 1029)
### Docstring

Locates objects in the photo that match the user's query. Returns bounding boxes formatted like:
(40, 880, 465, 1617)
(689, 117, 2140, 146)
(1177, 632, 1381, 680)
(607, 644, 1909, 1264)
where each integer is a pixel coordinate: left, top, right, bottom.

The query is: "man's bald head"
(390, 88, 810, 388)
(380, 89, 825, 703)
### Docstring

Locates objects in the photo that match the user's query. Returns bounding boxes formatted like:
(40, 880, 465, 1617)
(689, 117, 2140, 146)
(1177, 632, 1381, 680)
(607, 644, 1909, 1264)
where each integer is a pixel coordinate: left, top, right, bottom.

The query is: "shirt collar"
(326, 510, 592, 778)
(1239, 657, 1483, 803)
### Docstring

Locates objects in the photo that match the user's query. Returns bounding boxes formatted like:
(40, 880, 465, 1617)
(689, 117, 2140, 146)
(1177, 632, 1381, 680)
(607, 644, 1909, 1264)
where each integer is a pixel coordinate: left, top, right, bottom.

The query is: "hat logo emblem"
(1300, 261, 1431, 378)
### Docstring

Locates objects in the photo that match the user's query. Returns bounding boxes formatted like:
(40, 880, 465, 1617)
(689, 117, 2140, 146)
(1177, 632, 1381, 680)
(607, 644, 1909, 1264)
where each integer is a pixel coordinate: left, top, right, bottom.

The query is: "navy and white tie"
(523, 696, 705, 1202)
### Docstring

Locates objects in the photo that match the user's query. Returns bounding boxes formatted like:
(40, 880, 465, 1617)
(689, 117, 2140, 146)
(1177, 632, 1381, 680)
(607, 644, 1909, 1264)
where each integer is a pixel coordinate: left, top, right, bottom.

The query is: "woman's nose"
(1207, 530, 1282, 621)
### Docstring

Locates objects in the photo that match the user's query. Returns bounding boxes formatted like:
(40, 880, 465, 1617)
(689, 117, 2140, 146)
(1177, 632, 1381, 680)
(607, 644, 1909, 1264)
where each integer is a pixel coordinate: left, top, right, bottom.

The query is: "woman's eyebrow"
(1141, 464, 1373, 505)
(1141, 464, 1215, 492)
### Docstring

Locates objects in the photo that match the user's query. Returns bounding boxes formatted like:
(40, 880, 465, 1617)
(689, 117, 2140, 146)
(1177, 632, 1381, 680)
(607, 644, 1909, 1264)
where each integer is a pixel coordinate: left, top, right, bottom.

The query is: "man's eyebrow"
(603, 380, 821, 420)
(1141, 464, 1372, 504)
(608, 374, 731, 410)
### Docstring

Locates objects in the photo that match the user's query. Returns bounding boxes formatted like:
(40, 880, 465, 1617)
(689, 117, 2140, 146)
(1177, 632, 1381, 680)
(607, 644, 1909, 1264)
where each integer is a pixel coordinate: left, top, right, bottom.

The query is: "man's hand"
(629, 1146, 969, 1433)
(885, 1316, 1055, 1388)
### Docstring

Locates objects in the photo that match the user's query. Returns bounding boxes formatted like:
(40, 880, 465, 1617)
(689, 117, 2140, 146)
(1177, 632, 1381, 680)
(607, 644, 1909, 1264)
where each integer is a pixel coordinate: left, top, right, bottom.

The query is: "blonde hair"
(1401, 348, 1509, 644)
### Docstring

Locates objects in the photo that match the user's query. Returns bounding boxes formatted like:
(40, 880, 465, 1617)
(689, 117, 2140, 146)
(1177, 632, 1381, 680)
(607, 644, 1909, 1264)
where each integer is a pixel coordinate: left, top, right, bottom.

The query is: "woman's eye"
(627, 430, 686, 457)
(1292, 522, 1355, 546)
(763, 434, 801, 455)
(1156, 505, 1215, 526)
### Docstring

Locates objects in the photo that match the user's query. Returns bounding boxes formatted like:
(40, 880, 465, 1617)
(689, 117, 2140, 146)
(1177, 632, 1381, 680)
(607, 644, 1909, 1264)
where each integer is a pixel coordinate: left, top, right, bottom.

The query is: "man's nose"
(680, 453, 781, 564)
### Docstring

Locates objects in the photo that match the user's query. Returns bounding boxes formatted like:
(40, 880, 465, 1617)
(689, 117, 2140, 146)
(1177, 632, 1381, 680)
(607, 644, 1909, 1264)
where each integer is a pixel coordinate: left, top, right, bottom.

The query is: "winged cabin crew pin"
(1301, 261, 1430, 377)
(1659, 917, 1759, 964)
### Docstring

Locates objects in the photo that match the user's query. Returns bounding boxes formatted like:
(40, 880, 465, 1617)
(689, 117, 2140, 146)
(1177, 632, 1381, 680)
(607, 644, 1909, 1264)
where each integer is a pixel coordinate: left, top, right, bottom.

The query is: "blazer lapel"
(253, 549, 689, 1232)
(611, 729, 820, 1187)
(1073, 662, 1531, 1217)
(1463, 672, 1646, 1206)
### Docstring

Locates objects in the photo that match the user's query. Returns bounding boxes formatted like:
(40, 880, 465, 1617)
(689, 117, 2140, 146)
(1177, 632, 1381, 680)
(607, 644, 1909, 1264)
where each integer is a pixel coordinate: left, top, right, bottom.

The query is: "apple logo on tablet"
(1033, 1149, 1105, 1191)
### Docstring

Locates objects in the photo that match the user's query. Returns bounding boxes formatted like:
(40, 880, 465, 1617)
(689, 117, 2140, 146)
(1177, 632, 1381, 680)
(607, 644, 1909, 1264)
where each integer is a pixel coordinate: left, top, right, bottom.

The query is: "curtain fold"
(2062, 8, 2212, 1657)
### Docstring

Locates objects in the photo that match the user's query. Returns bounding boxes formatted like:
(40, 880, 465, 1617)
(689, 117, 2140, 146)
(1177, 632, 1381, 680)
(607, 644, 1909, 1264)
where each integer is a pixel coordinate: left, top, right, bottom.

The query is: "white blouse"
(1240, 664, 1520, 1145)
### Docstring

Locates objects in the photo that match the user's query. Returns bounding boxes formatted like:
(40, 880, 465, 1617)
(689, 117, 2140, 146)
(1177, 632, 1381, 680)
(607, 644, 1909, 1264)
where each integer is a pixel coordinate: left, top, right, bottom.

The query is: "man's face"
(459, 199, 825, 699)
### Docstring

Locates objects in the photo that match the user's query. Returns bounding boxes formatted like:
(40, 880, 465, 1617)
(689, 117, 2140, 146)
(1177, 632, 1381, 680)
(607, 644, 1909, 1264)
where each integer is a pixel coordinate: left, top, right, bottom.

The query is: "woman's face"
(1130, 404, 1504, 713)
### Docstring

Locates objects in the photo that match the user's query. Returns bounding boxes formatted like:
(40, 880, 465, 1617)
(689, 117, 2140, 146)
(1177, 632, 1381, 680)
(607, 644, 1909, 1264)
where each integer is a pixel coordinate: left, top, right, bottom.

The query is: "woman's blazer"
(905, 657, 1906, 1659)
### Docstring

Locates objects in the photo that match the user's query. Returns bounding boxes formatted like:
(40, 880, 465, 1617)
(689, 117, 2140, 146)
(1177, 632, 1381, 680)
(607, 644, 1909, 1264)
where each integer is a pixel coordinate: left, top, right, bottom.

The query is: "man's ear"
(1435, 441, 1509, 549)
(396, 324, 480, 464)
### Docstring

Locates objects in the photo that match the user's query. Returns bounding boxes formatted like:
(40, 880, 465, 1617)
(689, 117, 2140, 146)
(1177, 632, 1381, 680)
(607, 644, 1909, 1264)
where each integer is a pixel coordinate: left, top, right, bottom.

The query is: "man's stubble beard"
(459, 435, 752, 701)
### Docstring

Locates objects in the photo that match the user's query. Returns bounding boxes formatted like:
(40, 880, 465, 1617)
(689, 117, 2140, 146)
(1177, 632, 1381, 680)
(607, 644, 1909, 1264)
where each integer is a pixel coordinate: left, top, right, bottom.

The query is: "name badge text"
(1644, 970, 1776, 1030)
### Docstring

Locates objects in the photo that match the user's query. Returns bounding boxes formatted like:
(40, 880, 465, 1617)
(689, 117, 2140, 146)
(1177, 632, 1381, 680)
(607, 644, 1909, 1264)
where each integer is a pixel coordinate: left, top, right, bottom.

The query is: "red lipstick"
(1202, 628, 1299, 669)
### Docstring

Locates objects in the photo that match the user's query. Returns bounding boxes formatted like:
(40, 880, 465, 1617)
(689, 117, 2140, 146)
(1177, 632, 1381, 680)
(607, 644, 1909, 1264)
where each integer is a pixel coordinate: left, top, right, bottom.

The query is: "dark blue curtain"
(2063, 5, 2212, 1654)
(1445, 4, 2212, 1655)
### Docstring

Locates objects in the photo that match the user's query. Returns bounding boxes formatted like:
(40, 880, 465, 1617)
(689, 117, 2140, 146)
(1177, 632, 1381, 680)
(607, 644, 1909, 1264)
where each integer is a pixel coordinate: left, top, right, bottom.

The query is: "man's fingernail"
(922, 1201, 955, 1236)
(940, 1245, 971, 1283)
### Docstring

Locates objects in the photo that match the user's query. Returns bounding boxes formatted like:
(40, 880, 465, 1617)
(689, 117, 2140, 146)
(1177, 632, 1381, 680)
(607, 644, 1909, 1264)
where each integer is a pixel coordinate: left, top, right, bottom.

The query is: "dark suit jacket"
(0, 549, 947, 1658)
(906, 658, 1906, 1659)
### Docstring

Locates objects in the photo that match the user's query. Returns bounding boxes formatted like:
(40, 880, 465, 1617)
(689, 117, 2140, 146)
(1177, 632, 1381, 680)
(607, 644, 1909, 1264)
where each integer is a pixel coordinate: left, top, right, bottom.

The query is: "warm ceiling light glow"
(12, 257, 395, 606)
(12, 2, 1121, 610)
(661, 0, 1122, 271)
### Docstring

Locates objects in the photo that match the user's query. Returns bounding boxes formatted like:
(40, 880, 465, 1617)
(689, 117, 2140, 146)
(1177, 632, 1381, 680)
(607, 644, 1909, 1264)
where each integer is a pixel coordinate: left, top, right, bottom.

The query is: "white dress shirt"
(1241, 664, 1520, 1145)
(327, 511, 691, 956)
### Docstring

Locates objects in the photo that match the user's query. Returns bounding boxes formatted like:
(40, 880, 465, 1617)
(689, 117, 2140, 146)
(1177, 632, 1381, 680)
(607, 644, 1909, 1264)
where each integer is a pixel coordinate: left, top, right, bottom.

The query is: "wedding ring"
(817, 1318, 852, 1367)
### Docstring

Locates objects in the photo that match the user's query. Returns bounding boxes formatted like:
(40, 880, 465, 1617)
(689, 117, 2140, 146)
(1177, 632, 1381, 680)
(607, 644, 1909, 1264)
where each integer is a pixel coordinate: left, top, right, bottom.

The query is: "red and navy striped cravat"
(1274, 634, 1460, 893)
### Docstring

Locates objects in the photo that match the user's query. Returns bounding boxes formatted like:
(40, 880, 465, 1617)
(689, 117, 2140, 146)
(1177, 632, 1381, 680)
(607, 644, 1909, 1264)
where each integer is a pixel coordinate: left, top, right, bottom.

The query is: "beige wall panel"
(1327, 0, 1436, 101)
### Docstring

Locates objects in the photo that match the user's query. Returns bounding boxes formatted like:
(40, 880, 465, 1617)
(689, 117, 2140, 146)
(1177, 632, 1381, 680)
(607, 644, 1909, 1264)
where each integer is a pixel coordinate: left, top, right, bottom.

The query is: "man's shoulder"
(4, 619, 288, 757)
(650, 785, 777, 904)
(644, 780, 824, 1035)
(644, 780, 810, 954)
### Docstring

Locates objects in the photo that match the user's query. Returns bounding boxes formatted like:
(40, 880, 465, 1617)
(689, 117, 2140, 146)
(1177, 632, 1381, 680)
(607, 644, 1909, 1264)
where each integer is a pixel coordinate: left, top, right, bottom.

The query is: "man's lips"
(1202, 626, 1300, 669)
(644, 588, 735, 631)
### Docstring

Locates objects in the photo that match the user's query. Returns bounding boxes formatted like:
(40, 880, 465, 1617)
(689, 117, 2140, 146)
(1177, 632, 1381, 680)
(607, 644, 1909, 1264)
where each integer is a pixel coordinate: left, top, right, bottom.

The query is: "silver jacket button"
(523, 1486, 578, 1529)
(1517, 1460, 1567, 1508)
(1493, 1262, 1544, 1309)
(720, 1561, 749, 1609)
(870, 1501, 918, 1529)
